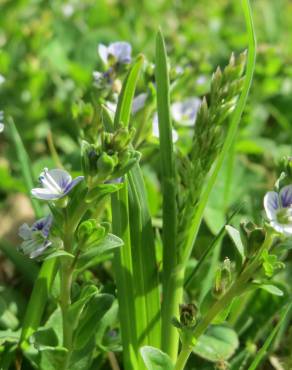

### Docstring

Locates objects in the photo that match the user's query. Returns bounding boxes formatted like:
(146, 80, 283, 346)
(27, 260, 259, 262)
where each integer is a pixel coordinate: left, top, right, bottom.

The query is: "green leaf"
(85, 183, 123, 203)
(39, 346, 68, 370)
(6, 117, 42, 218)
(193, 325, 239, 362)
(114, 54, 144, 128)
(256, 284, 284, 296)
(44, 250, 75, 261)
(0, 330, 20, 345)
(67, 285, 99, 330)
(77, 233, 123, 267)
(20, 259, 58, 342)
(140, 346, 174, 370)
(128, 165, 161, 348)
(156, 28, 179, 361)
(225, 225, 245, 261)
(74, 294, 114, 350)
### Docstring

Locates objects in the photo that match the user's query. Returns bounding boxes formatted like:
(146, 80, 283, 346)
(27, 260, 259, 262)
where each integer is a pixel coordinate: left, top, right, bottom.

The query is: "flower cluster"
(18, 215, 52, 258)
(19, 168, 84, 258)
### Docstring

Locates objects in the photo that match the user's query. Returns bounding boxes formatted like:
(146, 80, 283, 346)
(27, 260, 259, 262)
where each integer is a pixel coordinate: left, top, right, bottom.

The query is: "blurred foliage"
(1, 0, 292, 369)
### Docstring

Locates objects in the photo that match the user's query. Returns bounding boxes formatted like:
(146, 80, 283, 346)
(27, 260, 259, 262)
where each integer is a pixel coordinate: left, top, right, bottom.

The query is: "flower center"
(276, 207, 292, 225)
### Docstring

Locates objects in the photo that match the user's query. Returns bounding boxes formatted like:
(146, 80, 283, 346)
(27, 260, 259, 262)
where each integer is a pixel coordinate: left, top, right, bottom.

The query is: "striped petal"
(280, 185, 292, 208)
(264, 191, 279, 221)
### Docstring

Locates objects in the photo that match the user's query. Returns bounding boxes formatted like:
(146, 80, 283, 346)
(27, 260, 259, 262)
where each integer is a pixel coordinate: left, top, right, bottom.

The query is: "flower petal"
(18, 223, 32, 240)
(0, 123, 4, 133)
(30, 240, 52, 259)
(109, 42, 132, 64)
(63, 176, 84, 195)
(98, 44, 109, 65)
(280, 185, 292, 208)
(171, 98, 201, 126)
(46, 169, 72, 190)
(31, 188, 63, 200)
(264, 191, 279, 220)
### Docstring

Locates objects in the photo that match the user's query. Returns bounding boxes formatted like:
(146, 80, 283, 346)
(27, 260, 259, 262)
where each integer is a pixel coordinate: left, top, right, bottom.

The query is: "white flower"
(171, 97, 201, 126)
(264, 185, 292, 235)
(31, 168, 84, 201)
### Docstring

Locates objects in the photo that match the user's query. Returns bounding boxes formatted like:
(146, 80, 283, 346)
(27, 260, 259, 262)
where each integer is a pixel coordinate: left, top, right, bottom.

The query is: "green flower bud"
(77, 219, 107, 251)
(179, 303, 197, 328)
(96, 153, 117, 178)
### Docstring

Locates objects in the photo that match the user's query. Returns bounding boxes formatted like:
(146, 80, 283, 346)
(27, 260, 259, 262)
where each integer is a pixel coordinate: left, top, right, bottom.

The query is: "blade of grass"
(114, 55, 144, 129)
(6, 117, 42, 218)
(247, 302, 292, 370)
(155, 29, 181, 361)
(181, 0, 256, 265)
(112, 185, 139, 370)
(20, 258, 57, 343)
(111, 55, 144, 370)
(128, 165, 161, 348)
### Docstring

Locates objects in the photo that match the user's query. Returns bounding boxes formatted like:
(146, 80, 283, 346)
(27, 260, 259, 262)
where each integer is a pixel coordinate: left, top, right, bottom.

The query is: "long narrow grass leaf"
(6, 117, 42, 218)
(111, 56, 144, 370)
(20, 259, 57, 342)
(156, 29, 180, 361)
(128, 165, 161, 348)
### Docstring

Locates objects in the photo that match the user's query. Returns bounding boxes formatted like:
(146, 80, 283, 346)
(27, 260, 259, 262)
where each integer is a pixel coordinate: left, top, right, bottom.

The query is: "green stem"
(161, 266, 184, 360)
(60, 262, 74, 350)
(174, 343, 192, 370)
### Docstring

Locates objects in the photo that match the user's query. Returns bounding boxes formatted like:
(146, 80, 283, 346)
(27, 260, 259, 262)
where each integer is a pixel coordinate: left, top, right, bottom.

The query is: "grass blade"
(181, 0, 257, 264)
(155, 29, 181, 361)
(6, 117, 42, 218)
(111, 55, 144, 370)
(114, 54, 144, 129)
(128, 165, 161, 348)
(20, 259, 57, 343)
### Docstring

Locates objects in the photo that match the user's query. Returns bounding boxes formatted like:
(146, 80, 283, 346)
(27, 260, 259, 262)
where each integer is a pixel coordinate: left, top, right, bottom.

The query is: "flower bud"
(179, 303, 197, 328)
(96, 153, 117, 178)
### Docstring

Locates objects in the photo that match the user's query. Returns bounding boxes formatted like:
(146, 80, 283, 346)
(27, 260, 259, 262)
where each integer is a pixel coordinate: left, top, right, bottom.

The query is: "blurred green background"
(1, 0, 292, 368)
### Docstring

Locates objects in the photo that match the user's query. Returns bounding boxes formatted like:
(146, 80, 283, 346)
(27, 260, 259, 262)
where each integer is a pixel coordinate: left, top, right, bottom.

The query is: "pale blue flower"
(264, 185, 292, 236)
(98, 42, 132, 66)
(31, 168, 84, 201)
(18, 215, 52, 258)
(171, 97, 201, 126)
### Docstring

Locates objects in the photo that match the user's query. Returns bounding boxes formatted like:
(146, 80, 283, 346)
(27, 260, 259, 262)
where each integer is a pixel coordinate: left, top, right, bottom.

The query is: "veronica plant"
(2, 1, 291, 370)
